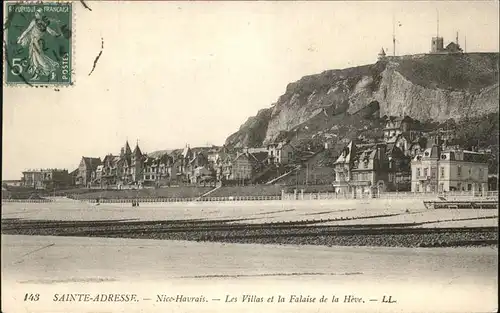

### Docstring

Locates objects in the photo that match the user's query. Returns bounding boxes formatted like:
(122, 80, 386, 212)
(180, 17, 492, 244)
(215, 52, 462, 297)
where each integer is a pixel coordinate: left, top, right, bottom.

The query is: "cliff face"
(225, 108, 272, 148)
(225, 53, 499, 147)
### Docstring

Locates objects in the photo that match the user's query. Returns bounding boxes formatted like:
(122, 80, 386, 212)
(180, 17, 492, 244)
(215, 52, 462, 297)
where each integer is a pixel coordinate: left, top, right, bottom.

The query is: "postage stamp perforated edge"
(2, 0, 75, 88)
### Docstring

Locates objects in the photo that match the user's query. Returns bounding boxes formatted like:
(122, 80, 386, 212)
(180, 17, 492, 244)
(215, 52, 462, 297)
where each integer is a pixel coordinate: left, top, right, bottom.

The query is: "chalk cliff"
(225, 53, 499, 147)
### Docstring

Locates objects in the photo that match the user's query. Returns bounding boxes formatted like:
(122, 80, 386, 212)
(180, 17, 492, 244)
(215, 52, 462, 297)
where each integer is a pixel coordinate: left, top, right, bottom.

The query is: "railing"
(82, 195, 282, 203)
(2, 199, 54, 203)
(283, 192, 371, 200)
(415, 175, 433, 180)
(5, 191, 497, 204)
(282, 190, 498, 201)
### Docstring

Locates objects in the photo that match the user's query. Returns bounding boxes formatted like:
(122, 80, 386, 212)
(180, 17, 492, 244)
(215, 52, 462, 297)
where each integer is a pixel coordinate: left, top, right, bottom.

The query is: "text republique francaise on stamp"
(4, 1, 72, 86)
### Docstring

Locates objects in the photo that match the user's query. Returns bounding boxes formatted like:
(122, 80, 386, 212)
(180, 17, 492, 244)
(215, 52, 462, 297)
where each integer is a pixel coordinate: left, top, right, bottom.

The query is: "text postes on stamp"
(4, 1, 72, 86)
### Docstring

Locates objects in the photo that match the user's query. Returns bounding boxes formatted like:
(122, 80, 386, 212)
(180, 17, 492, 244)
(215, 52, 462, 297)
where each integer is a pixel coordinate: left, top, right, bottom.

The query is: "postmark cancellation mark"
(4, 1, 73, 86)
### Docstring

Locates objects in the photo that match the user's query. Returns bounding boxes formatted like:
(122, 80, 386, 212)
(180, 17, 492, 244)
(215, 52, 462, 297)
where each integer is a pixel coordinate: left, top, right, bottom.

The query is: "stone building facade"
(411, 146, 489, 193)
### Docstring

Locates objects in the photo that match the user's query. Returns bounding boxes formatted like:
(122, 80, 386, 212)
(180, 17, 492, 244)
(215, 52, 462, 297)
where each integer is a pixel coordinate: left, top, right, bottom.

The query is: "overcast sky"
(3, 1, 499, 180)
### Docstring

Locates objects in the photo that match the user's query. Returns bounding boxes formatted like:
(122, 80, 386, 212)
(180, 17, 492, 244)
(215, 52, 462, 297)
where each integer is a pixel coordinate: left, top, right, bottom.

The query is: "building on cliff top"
(377, 47, 386, 61)
(430, 19, 463, 54)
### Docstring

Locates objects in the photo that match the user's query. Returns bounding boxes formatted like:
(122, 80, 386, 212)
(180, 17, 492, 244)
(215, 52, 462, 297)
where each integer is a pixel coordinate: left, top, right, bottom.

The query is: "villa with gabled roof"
(76, 156, 102, 187)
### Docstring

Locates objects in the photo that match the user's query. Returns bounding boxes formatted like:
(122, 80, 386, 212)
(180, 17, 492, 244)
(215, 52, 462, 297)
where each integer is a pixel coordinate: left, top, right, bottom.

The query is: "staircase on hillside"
(194, 186, 221, 201)
(265, 149, 323, 185)
(251, 165, 281, 184)
(265, 166, 300, 185)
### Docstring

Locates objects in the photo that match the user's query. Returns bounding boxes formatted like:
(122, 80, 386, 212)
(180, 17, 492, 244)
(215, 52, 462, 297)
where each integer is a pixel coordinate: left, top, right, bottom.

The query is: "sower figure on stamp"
(16, 8, 61, 80)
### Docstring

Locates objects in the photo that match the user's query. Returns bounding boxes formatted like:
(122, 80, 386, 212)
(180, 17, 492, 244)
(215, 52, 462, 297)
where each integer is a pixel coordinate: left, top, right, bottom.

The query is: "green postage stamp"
(4, 1, 72, 86)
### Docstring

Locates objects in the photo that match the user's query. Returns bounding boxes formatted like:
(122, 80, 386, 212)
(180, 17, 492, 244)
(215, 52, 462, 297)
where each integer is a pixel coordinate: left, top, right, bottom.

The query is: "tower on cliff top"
(431, 10, 444, 53)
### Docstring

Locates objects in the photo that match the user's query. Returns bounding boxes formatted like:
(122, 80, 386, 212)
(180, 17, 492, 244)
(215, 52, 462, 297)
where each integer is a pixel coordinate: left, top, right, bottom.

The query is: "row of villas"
(75, 142, 212, 188)
(333, 139, 490, 195)
(332, 115, 491, 195)
(18, 115, 493, 192)
(14, 116, 420, 190)
(73, 139, 298, 188)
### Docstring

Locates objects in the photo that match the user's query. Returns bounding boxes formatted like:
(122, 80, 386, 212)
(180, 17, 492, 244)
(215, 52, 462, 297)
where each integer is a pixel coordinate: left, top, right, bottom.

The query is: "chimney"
(377, 144, 386, 161)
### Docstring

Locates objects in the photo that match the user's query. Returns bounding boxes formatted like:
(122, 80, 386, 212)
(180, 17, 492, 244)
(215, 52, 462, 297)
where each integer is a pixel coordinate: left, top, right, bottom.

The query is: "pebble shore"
(2, 218, 497, 248)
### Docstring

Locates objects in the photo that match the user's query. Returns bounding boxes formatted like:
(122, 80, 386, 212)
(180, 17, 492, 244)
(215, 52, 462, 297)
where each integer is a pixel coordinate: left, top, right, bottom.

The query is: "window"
(416, 168, 421, 178)
(440, 167, 445, 178)
(479, 168, 483, 180)
(416, 183, 420, 192)
(423, 168, 428, 177)
(457, 166, 462, 177)
(288, 152, 293, 159)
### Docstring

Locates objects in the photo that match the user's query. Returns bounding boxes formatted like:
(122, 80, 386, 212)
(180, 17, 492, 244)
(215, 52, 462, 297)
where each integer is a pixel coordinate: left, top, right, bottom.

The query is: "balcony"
(416, 175, 433, 181)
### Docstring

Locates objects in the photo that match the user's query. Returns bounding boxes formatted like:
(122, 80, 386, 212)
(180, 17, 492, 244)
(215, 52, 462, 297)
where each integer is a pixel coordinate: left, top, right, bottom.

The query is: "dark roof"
(189, 152, 207, 164)
(430, 145, 441, 158)
(124, 141, 132, 155)
(82, 157, 102, 170)
(133, 144, 142, 156)
(249, 151, 268, 163)
(463, 151, 489, 163)
(231, 152, 267, 169)
(351, 147, 377, 170)
(445, 42, 462, 51)
(170, 149, 183, 159)
(103, 154, 116, 163)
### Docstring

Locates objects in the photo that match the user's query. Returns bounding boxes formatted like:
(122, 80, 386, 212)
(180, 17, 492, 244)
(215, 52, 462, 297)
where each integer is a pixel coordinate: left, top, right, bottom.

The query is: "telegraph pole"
(436, 9, 439, 38)
(392, 14, 396, 56)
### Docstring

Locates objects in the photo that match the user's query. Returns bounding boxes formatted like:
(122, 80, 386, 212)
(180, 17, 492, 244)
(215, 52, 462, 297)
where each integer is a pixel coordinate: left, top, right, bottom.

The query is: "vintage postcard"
(2, 1, 498, 313)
